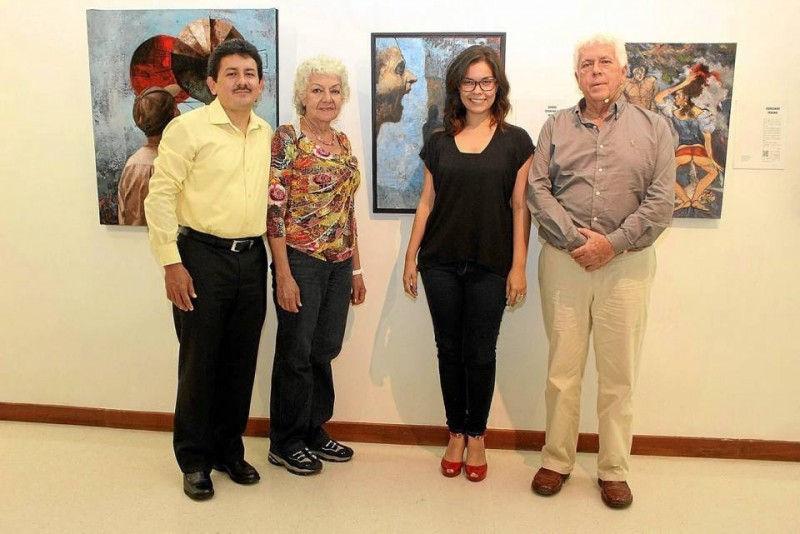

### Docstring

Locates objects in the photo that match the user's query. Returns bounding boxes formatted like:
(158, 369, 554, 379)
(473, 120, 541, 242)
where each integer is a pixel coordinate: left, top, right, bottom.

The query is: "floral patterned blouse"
(267, 123, 360, 262)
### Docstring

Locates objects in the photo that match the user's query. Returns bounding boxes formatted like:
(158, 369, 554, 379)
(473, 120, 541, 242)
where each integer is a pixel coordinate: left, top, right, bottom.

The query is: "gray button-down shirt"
(528, 97, 676, 254)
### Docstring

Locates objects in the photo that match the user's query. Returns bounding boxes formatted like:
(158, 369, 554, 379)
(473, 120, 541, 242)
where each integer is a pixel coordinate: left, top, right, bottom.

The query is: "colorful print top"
(267, 123, 360, 262)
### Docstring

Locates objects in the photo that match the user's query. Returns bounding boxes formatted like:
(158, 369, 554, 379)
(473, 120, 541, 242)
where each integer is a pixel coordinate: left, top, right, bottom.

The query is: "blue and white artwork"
(371, 33, 505, 213)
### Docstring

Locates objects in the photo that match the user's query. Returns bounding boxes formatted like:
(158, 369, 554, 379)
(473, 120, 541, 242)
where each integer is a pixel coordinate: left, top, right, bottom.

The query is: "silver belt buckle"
(231, 239, 249, 252)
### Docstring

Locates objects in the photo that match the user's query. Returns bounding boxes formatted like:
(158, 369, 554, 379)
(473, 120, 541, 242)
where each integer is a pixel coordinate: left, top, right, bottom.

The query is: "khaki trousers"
(538, 243, 655, 481)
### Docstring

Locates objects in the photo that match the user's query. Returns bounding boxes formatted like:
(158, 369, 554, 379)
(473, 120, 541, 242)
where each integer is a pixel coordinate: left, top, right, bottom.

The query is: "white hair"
(573, 34, 628, 72)
(293, 55, 351, 116)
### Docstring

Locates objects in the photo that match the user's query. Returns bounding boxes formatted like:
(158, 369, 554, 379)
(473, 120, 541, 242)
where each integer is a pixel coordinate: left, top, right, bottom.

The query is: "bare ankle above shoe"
(466, 434, 487, 466)
(443, 432, 466, 463)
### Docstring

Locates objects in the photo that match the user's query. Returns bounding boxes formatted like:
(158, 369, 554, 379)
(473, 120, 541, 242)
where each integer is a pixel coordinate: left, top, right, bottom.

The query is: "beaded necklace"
(302, 116, 337, 147)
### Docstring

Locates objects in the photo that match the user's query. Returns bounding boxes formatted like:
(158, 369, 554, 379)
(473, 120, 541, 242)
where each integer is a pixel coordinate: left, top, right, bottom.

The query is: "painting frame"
(371, 32, 506, 213)
(86, 8, 279, 226)
(624, 42, 736, 219)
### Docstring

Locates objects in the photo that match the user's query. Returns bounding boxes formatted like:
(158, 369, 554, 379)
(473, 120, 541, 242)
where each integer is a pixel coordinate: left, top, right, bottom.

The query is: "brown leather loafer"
(531, 467, 570, 496)
(598, 479, 633, 509)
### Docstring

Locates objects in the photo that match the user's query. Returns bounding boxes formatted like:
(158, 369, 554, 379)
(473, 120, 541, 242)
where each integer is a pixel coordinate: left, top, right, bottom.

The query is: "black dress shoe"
(183, 471, 214, 501)
(213, 459, 260, 485)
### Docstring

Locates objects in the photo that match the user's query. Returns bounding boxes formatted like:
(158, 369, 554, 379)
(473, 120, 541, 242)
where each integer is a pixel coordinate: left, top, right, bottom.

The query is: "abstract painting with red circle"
(87, 9, 278, 225)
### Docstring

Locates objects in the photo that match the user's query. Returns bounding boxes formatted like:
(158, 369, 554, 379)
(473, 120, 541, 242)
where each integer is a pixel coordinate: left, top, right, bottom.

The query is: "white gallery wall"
(1, 0, 798, 442)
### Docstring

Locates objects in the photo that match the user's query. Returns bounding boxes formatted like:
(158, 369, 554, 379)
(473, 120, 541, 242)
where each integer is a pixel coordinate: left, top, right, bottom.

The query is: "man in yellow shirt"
(144, 39, 272, 501)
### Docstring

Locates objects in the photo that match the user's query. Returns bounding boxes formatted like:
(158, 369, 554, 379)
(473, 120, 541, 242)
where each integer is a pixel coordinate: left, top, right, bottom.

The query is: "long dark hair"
(443, 45, 511, 135)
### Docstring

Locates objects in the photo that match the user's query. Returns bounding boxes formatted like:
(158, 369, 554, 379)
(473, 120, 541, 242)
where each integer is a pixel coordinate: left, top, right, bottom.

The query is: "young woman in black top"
(402, 45, 534, 482)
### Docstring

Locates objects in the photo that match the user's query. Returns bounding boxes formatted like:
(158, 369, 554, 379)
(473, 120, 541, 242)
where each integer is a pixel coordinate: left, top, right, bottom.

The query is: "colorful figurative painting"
(86, 9, 278, 225)
(371, 33, 505, 213)
(624, 43, 736, 219)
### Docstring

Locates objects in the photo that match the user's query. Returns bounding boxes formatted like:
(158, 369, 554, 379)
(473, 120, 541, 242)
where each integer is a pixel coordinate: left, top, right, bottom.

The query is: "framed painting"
(624, 43, 736, 219)
(371, 33, 505, 213)
(86, 9, 278, 225)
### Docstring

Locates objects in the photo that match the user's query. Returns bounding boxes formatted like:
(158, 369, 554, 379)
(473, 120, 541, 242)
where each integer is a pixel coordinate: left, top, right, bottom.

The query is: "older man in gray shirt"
(528, 34, 675, 509)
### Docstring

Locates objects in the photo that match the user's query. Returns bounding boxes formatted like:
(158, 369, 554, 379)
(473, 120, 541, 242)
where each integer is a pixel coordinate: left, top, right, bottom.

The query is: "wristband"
(352, 268, 363, 276)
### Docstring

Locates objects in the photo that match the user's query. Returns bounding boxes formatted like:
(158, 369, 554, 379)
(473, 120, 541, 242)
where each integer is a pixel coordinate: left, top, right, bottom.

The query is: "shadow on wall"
(250, 302, 277, 418)
(368, 217, 443, 427)
(494, 238, 549, 434)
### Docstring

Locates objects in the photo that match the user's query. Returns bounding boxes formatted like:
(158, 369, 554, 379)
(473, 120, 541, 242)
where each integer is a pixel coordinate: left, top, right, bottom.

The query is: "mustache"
(233, 84, 252, 92)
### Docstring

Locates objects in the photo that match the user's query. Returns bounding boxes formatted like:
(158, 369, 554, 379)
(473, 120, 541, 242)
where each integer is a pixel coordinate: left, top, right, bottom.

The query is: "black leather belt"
(178, 227, 260, 253)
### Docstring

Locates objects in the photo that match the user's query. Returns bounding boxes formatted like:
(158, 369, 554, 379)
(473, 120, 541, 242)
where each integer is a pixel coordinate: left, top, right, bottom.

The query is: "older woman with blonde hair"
(266, 56, 365, 476)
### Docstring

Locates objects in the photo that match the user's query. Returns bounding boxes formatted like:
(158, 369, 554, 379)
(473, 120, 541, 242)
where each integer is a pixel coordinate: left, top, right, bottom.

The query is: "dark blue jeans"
(269, 248, 352, 453)
(420, 262, 507, 436)
(172, 234, 267, 473)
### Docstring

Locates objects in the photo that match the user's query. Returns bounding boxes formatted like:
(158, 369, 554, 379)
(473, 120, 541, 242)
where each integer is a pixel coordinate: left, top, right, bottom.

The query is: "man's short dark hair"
(207, 39, 263, 81)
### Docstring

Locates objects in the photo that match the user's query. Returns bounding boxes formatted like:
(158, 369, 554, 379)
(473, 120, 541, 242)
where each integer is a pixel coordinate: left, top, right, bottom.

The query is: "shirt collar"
(574, 96, 627, 124)
(207, 98, 263, 132)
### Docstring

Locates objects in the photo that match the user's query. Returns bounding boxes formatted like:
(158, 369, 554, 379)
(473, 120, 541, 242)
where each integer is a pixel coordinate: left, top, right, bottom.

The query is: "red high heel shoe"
(465, 434, 488, 482)
(440, 432, 465, 477)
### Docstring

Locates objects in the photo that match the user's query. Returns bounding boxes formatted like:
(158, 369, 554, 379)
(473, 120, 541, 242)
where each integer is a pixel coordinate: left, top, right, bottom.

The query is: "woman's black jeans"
(269, 248, 352, 453)
(420, 261, 507, 436)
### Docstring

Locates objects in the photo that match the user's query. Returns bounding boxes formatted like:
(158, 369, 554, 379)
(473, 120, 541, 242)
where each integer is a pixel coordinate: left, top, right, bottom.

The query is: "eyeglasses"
(460, 77, 497, 91)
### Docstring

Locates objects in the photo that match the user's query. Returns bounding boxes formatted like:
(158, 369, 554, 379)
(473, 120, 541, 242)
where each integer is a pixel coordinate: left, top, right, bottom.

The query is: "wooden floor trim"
(2, 402, 798, 462)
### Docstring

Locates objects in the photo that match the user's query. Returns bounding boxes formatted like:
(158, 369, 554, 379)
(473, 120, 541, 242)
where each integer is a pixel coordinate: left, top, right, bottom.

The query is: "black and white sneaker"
(309, 438, 354, 462)
(268, 446, 323, 475)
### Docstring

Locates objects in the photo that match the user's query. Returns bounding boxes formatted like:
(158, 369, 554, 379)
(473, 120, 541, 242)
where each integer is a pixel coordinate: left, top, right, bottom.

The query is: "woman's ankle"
(466, 434, 486, 465)
(443, 431, 466, 462)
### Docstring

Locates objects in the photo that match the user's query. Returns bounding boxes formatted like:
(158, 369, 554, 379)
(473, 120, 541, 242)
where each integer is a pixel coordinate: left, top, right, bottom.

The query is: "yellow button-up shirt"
(144, 98, 273, 266)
